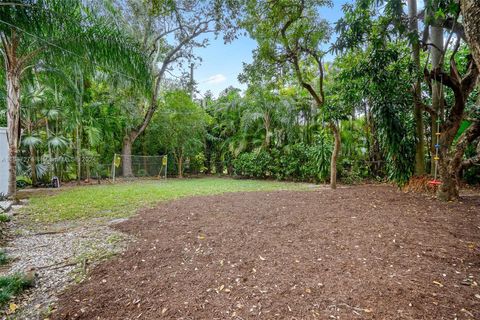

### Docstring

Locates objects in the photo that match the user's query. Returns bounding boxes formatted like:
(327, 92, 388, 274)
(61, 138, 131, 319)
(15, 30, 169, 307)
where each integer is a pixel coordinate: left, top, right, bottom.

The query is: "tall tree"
(242, 0, 342, 189)
(147, 90, 207, 178)
(114, 0, 240, 176)
(408, 0, 426, 175)
(0, 0, 149, 196)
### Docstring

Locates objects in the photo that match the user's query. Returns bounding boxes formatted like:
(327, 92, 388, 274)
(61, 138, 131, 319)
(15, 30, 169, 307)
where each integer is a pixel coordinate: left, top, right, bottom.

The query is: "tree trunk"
(330, 122, 341, 189)
(461, 0, 480, 69)
(408, 0, 426, 175)
(430, 25, 444, 174)
(177, 154, 183, 178)
(438, 121, 480, 201)
(76, 125, 81, 184)
(264, 114, 271, 148)
(5, 65, 21, 197)
(29, 145, 37, 186)
(122, 134, 134, 177)
(437, 161, 459, 201)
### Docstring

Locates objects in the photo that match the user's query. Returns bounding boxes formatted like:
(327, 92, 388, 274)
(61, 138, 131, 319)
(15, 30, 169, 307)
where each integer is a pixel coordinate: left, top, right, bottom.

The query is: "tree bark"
(330, 122, 341, 189)
(438, 121, 480, 201)
(2, 31, 21, 197)
(461, 0, 480, 69)
(430, 25, 444, 174)
(408, 0, 426, 175)
(428, 56, 479, 200)
(176, 150, 184, 178)
(122, 134, 134, 177)
(437, 161, 459, 201)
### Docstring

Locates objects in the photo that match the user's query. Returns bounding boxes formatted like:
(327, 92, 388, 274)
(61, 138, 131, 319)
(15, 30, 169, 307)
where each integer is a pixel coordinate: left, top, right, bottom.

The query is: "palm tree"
(0, 0, 150, 196)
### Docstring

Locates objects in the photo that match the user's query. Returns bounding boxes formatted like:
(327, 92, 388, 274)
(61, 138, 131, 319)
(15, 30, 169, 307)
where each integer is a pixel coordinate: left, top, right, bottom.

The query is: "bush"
(339, 158, 370, 185)
(233, 139, 332, 183)
(0, 273, 34, 306)
(233, 151, 272, 178)
(0, 214, 10, 223)
(0, 251, 9, 265)
(189, 153, 207, 174)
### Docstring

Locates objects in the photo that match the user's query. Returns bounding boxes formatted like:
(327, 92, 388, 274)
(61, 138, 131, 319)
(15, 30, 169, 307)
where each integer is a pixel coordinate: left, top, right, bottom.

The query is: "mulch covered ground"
(52, 185, 480, 319)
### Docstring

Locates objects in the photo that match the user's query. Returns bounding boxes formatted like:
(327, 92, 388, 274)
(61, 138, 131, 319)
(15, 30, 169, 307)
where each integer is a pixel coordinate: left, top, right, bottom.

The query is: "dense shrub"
(233, 151, 272, 178)
(339, 158, 370, 184)
(233, 138, 333, 182)
(188, 153, 207, 174)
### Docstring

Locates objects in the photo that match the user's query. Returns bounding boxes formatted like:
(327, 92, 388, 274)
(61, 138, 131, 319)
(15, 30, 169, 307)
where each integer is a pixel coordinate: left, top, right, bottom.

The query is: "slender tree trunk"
(45, 117, 54, 177)
(461, 0, 480, 69)
(176, 151, 184, 178)
(430, 25, 444, 174)
(330, 122, 341, 189)
(264, 114, 271, 148)
(76, 125, 81, 184)
(408, 0, 426, 175)
(122, 134, 134, 177)
(29, 144, 37, 186)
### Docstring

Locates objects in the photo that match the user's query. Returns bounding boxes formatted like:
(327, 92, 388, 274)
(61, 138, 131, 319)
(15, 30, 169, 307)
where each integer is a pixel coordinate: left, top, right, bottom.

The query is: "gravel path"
(1, 214, 131, 320)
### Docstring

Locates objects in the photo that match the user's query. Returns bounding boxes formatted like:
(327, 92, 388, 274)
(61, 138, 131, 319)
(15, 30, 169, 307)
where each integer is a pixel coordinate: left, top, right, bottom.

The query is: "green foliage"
(233, 151, 273, 178)
(144, 90, 207, 175)
(0, 273, 34, 307)
(232, 130, 333, 182)
(0, 251, 9, 265)
(0, 214, 11, 223)
(188, 153, 207, 174)
(338, 44, 416, 185)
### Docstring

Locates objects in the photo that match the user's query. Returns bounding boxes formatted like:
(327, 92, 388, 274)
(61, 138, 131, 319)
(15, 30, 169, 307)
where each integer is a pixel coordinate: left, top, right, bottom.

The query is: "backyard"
(1, 0, 480, 319)
(1, 178, 479, 319)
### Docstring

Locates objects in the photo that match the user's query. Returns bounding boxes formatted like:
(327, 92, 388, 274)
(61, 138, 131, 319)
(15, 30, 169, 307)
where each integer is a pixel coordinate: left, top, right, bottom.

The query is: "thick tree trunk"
(408, 0, 426, 175)
(330, 122, 341, 189)
(461, 0, 480, 69)
(437, 161, 459, 201)
(438, 121, 480, 200)
(6, 66, 21, 197)
(122, 135, 134, 177)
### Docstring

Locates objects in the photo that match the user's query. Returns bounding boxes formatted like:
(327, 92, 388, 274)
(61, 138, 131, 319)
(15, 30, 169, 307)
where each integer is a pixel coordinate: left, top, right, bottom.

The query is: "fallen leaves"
(8, 303, 18, 314)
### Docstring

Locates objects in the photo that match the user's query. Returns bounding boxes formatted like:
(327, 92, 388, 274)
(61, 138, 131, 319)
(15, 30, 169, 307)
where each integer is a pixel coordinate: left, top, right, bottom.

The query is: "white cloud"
(203, 74, 227, 85)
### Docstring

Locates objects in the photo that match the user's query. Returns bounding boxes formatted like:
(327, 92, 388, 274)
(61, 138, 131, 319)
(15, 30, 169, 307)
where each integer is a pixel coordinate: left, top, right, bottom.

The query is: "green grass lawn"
(22, 178, 311, 223)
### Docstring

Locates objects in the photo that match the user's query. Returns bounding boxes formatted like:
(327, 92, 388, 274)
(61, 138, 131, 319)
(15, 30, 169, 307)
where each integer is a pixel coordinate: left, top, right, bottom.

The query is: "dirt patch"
(52, 185, 480, 319)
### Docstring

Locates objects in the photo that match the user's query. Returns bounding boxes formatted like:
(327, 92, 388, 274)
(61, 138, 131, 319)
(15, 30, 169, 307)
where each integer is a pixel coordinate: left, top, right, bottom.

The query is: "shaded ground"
(53, 185, 480, 319)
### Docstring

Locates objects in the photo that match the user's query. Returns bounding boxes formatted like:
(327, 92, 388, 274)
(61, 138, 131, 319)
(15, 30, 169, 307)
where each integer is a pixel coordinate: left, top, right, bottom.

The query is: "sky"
(192, 0, 354, 98)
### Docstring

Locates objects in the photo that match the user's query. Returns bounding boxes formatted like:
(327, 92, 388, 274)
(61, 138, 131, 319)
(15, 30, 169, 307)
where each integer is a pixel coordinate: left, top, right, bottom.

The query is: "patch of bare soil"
(52, 186, 480, 319)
